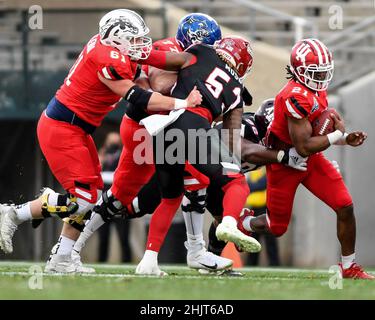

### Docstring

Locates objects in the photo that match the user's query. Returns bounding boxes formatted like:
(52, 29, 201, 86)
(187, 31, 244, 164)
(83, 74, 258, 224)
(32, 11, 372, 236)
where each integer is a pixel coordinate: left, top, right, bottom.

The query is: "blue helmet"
(176, 13, 222, 49)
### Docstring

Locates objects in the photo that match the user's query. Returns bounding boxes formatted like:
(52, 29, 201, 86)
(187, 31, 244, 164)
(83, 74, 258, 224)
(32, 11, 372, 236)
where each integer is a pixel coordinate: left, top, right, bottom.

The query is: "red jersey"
(269, 79, 328, 146)
(56, 34, 138, 127)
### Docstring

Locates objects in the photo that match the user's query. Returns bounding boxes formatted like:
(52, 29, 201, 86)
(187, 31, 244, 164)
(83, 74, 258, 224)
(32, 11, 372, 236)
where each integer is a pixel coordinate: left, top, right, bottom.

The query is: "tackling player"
(0, 9, 202, 272)
(71, 13, 235, 273)
(130, 36, 265, 275)
(239, 38, 373, 279)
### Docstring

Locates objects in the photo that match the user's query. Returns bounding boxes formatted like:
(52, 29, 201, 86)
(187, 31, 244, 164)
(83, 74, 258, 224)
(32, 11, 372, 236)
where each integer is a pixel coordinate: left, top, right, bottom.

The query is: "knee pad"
(93, 189, 129, 222)
(62, 196, 96, 231)
(181, 189, 207, 214)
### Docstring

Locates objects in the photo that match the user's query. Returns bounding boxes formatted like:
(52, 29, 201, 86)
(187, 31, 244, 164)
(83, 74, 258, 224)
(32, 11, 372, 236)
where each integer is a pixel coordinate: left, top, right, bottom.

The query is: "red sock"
(146, 195, 184, 252)
(222, 176, 250, 220)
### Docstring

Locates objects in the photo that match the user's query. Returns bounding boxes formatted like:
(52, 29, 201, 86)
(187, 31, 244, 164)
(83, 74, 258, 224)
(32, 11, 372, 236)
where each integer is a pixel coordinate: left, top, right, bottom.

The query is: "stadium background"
(0, 0, 374, 268)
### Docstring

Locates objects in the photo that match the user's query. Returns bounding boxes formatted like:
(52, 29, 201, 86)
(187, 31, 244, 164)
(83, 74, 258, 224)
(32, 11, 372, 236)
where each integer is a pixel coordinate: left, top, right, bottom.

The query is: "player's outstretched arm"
(241, 140, 307, 171)
(288, 115, 345, 157)
(139, 49, 195, 71)
(98, 73, 202, 111)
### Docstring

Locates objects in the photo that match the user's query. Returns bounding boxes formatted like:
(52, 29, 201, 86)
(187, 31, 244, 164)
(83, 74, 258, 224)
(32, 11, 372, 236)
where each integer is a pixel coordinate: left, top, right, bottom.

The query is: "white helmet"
(99, 9, 152, 60)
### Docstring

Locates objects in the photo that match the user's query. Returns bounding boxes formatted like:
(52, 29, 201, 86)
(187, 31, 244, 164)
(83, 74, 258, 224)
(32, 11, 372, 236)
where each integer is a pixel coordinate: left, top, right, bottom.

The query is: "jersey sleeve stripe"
(109, 66, 124, 80)
(285, 99, 303, 119)
(290, 97, 309, 117)
(101, 67, 112, 80)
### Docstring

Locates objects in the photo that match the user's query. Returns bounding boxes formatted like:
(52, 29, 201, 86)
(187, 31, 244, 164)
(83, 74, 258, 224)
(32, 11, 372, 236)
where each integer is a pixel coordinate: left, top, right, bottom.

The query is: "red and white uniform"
(265, 79, 352, 236)
(111, 37, 185, 206)
(37, 34, 137, 203)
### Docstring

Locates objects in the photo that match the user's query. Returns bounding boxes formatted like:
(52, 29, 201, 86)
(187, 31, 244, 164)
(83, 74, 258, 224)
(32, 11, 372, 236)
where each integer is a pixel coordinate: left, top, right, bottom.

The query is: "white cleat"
(135, 260, 168, 277)
(185, 241, 233, 271)
(0, 204, 20, 254)
(216, 220, 261, 253)
(45, 254, 77, 274)
(45, 244, 95, 274)
(71, 249, 96, 274)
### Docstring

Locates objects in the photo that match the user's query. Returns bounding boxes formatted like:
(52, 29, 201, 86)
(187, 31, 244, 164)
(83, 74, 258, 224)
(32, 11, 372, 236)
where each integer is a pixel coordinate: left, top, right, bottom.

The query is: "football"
(311, 108, 339, 136)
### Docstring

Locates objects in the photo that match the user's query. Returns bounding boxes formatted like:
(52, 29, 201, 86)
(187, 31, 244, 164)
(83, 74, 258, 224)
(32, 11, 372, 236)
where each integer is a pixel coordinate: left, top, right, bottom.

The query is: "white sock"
(342, 253, 355, 269)
(56, 235, 75, 256)
(243, 216, 255, 232)
(222, 216, 237, 227)
(73, 228, 93, 253)
(183, 210, 204, 237)
(82, 212, 105, 233)
(15, 202, 32, 222)
(186, 233, 204, 249)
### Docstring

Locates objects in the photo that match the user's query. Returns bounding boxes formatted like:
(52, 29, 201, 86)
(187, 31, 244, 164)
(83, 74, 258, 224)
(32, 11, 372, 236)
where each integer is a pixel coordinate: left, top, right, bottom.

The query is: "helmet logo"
(118, 18, 139, 34)
(187, 27, 210, 44)
(295, 43, 312, 64)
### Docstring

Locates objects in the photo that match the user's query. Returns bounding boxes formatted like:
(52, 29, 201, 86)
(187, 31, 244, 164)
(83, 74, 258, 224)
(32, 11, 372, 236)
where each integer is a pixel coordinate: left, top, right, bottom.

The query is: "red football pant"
(111, 116, 155, 206)
(266, 152, 353, 237)
(37, 112, 103, 203)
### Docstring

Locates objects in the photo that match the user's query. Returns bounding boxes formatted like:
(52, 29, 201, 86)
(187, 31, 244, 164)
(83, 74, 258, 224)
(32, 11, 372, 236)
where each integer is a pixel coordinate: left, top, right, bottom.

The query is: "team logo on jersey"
(311, 96, 319, 113)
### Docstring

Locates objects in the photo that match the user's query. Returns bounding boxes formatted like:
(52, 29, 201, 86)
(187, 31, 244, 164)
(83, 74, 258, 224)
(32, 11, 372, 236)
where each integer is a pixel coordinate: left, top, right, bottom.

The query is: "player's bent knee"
(181, 189, 207, 214)
(336, 204, 354, 219)
(63, 194, 98, 232)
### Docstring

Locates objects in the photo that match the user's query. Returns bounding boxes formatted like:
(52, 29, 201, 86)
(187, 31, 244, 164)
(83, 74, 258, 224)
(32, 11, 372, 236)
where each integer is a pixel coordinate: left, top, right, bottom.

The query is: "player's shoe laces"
(216, 219, 261, 253)
(0, 204, 20, 254)
(339, 263, 374, 280)
(235, 208, 255, 252)
(185, 241, 233, 271)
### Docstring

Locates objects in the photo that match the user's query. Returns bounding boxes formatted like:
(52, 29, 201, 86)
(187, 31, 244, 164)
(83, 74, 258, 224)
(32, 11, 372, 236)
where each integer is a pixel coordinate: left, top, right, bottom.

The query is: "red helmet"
(215, 36, 253, 79)
(290, 38, 334, 91)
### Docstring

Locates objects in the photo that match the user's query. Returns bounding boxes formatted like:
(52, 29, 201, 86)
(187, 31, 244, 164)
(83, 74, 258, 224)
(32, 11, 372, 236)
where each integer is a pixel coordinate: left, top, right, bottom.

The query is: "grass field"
(0, 261, 374, 300)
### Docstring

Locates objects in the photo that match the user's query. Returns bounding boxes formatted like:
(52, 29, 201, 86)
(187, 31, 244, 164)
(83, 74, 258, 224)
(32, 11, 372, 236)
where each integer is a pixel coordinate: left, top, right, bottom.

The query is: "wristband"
(174, 98, 188, 110)
(327, 130, 344, 145)
(277, 150, 285, 163)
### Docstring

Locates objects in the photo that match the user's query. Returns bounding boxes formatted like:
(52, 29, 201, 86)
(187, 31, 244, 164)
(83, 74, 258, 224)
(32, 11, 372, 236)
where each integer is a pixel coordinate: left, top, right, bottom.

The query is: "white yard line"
(0, 261, 329, 273)
(0, 270, 322, 281)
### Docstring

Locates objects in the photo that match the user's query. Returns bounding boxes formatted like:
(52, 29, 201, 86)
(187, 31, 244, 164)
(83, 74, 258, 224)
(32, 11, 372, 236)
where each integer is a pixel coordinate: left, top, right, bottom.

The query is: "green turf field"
(0, 261, 374, 299)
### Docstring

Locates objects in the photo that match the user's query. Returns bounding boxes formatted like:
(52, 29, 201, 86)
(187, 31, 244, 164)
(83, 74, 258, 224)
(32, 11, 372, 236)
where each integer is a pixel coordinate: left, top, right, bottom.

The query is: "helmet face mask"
(99, 9, 152, 60)
(176, 13, 222, 49)
(290, 38, 334, 91)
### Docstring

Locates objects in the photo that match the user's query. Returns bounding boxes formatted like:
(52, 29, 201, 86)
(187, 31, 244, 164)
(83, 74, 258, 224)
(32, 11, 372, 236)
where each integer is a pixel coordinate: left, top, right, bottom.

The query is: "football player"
(239, 38, 373, 279)
(0, 9, 202, 272)
(71, 13, 236, 274)
(131, 36, 267, 275)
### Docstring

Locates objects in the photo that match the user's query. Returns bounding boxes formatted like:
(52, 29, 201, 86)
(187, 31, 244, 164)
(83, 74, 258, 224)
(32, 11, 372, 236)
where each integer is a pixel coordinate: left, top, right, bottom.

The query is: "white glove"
(331, 160, 340, 173)
(135, 250, 168, 277)
(278, 147, 308, 171)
